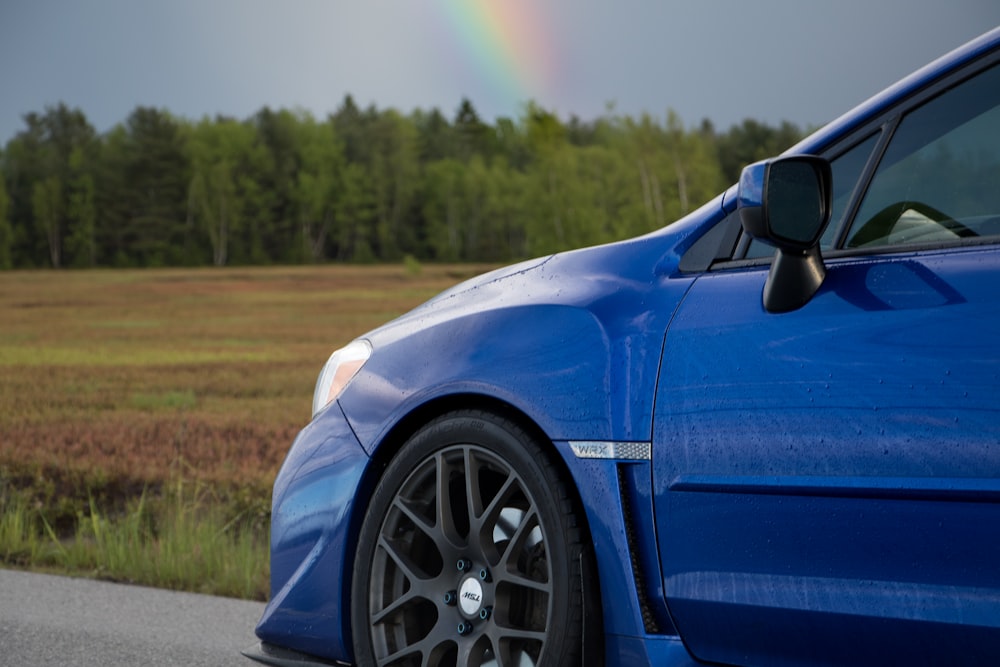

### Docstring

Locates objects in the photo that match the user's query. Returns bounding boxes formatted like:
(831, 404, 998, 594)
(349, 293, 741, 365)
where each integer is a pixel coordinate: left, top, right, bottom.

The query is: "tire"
(351, 410, 595, 667)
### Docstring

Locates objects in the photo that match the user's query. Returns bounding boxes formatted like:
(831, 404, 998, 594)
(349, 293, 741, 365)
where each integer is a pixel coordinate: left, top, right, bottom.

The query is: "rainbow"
(433, 0, 557, 116)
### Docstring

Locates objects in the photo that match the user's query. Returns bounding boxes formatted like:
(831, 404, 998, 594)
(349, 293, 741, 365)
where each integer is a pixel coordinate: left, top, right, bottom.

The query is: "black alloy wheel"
(351, 410, 595, 667)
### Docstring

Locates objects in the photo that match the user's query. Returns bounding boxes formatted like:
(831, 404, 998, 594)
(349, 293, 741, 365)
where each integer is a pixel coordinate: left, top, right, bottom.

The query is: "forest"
(0, 98, 804, 269)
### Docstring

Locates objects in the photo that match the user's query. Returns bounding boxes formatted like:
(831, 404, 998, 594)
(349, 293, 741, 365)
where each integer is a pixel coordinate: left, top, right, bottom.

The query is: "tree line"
(0, 98, 804, 269)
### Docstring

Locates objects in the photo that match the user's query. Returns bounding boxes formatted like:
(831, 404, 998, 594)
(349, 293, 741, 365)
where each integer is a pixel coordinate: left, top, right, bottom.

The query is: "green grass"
(1, 478, 268, 599)
(0, 491, 46, 566)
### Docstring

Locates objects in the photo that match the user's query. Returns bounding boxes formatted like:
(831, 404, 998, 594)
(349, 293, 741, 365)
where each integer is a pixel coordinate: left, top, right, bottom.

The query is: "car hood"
(339, 195, 726, 448)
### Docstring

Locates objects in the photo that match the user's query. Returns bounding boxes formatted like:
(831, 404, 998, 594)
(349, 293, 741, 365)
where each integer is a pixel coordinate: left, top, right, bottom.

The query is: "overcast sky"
(2, 1, 999, 144)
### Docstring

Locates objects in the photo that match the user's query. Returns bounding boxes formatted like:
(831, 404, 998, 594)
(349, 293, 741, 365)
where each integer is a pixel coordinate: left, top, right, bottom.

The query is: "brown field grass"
(0, 264, 491, 509)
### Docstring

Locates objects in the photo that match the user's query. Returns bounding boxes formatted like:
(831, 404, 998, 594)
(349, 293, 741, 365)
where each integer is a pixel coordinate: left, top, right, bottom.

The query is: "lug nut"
(479, 606, 493, 621)
(457, 558, 473, 572)
(457, 621, 474, 636)
(444, 590, 457, 606)
(479, 567, 491, 582)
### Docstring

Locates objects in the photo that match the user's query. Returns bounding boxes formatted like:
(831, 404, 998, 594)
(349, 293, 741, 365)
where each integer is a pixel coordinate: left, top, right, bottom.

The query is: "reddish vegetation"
(0, 265, 487, 498)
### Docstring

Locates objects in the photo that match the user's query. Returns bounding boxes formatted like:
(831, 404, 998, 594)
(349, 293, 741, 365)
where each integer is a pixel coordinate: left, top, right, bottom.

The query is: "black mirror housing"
(737, 155, 834, 313)
(738, 155, 833, 249)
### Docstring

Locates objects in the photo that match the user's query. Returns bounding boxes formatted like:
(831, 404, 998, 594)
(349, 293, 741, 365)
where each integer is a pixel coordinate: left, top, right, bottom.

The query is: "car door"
(652, 56, 1000, 666)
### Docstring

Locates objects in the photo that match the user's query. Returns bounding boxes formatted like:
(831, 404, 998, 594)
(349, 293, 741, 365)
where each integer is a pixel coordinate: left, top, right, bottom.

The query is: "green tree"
(368, 109, 420, 260)
(187, 117, 257, 265)
(625, 114, 669, 230)
(293, 115, 344, 262)
(2, 117, 46, 266)
(0, 97, 807, 267)
(250, 107, 301, 263)
(520, 103, 576, 254)
(334, 163, 377, 261)
(0, 169, 12, 269)
(716, 118, 804, 183)
(413, 108, 454, 163)
(118, 107, 192, 266)
(32, 176, 62, 267)
(453, 98, 495, 162)
(494, 116, 532, 170)
(94, 125, 133, 266)
(2, 104, 96, 267)
(422, 158, 464, 261)
(43, 105, 98, 267)
(663, 110, 725, 218)
(331, 95, 366, 164)
(65, 146, 98, 267)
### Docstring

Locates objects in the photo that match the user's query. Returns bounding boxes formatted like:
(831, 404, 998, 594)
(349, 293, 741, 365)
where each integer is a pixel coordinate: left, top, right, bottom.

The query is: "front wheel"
(351, 410, 596, 667)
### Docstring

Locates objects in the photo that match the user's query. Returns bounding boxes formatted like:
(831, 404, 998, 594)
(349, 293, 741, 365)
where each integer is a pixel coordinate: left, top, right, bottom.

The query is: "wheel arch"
(343, 392, 605, 659)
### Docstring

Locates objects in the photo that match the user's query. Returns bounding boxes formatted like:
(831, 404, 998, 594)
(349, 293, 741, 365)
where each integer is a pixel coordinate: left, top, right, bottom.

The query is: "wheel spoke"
(476, 474, 518, 535)
(498, 626, 547, 645)
(465, 448, 481, 526)
(377, 534, 427, 584)
(359, 419, 590, 667)
(435, 450, 466, 547)
(392, 494, 435, 537)
(488, 627, 543, 667)
(497, 508, 546, 579)
(456, 635, 480, 667)
(374, 632, 449, 667)
(371, 588, 418, 625)
(500, 569, 550, 595)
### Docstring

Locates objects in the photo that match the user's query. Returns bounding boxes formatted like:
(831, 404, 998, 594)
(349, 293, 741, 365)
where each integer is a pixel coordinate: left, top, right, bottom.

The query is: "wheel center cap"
(458, 576, 484, 616)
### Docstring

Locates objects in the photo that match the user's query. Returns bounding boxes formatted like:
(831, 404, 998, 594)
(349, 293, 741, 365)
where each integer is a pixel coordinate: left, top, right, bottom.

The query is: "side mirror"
(737, 156, 833, 313)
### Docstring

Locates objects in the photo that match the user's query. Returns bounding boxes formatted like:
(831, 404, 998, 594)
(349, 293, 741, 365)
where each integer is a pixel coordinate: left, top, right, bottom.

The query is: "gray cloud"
(1, 0, 997, 142)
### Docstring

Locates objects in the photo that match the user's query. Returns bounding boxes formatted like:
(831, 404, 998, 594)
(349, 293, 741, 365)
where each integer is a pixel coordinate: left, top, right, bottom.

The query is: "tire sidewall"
(351, 411, 584, 666)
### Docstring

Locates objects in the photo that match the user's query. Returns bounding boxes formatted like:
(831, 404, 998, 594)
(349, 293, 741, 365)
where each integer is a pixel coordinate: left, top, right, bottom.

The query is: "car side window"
(743, 133, 880, 259)
(845, 62, 1000, 249)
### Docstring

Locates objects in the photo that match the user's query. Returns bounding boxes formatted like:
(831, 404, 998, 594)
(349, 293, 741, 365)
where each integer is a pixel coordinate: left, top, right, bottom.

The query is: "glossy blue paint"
(255, 403, 370, 662)
(736, 161, 766, 213)
(255, 28, 1000, 667)
(337, 205, 717, 451)
(549, 445, 674, 639)
(654, 246, 1000, 665)
(602, 634, 702, 666)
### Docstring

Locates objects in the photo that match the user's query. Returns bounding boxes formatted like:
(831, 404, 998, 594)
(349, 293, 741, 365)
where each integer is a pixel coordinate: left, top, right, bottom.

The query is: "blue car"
(246, 27, 1000, 667)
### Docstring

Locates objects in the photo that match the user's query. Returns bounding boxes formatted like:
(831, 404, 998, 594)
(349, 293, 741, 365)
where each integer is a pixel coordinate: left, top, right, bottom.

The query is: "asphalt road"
(0, 569, 266, 666)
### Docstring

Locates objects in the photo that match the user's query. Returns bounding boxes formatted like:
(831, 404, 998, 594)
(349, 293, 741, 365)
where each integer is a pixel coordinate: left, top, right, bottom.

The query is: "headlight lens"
(311, 339, 372, 417)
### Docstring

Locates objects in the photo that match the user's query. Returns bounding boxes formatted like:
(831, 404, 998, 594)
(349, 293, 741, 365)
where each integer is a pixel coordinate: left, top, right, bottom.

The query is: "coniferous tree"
(119, 107, 191, 266)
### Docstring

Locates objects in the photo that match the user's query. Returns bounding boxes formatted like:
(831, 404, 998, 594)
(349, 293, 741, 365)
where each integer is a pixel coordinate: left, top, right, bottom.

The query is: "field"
(0, 263, 489, 598)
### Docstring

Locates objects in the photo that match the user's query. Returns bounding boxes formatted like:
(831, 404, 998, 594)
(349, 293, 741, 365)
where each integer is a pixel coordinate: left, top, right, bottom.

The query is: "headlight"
(311, 339, 372, 417)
